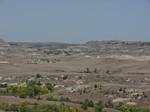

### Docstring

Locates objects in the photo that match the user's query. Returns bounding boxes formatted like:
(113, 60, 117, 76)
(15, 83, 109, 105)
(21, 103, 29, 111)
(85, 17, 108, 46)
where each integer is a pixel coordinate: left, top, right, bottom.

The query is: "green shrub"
(81, 99, 94, 110)
(46, 83, 54, 92)
(94, 101, 105, 112)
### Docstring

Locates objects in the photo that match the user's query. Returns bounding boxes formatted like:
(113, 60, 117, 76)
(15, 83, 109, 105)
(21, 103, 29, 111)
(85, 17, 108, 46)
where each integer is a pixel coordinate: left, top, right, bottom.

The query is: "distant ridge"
(85, 40, 150, 46)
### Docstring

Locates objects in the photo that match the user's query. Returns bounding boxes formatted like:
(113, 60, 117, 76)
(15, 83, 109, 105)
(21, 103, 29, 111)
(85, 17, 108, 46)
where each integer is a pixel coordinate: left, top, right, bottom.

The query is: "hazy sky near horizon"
(0, 0, 150, 43)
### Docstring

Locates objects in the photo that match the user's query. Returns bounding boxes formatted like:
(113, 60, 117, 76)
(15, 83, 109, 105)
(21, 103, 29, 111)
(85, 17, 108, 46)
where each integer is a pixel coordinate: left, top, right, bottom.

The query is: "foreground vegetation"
(0, 100, 149, 112)
(81, 99, 150, 112)
(0, 103, 83, 112)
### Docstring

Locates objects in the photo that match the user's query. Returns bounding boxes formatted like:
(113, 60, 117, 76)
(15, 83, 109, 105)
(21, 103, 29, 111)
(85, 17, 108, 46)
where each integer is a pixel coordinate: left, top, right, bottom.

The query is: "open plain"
(0, 40, 150, 111)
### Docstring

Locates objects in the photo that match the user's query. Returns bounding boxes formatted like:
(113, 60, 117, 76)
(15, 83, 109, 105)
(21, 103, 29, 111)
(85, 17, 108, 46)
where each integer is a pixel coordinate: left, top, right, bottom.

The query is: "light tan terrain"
(0, 41, 150, 109)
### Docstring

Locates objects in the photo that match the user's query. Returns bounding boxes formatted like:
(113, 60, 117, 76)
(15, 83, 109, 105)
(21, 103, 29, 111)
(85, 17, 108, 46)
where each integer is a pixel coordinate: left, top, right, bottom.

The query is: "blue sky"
(0, 0, 150, 43)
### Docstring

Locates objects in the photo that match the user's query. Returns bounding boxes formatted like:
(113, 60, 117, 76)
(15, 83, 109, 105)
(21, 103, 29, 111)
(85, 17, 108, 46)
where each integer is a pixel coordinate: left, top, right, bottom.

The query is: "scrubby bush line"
(0, 100, 149, 112)
(0, 103, 84, 112)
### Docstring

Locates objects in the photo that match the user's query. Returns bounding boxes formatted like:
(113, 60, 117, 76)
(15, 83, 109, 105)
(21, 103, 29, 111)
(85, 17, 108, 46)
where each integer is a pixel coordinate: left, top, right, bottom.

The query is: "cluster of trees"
(0, 81, 54, 98)
(0, 103, 84, 112)
(81, 99, 150, 112)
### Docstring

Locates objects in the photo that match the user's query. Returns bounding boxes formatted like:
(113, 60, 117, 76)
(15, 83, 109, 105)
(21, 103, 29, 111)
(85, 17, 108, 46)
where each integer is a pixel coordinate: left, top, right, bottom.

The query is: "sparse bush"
(47, 96, 71, 102)
(105, 100, 113, 108)
(81, 102, 88, 110)
(46, 96, 58, 101)
(62, 75, 68, 80)
(106, 70, 110, 74)
(94, 84, 98, 89)
(46, 83, 54, 91)
(94, 68, 98, 73)
(36, 73, 42, 78)
(60, 96, 71, 102)
(85, 68, 90, 73)
(81, 99, 94, 110)
(94, 100, 105, 112)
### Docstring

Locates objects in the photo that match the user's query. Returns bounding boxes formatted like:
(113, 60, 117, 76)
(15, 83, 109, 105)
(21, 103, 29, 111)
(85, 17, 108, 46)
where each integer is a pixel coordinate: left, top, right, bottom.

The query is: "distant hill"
(3, 40, 150, 55)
